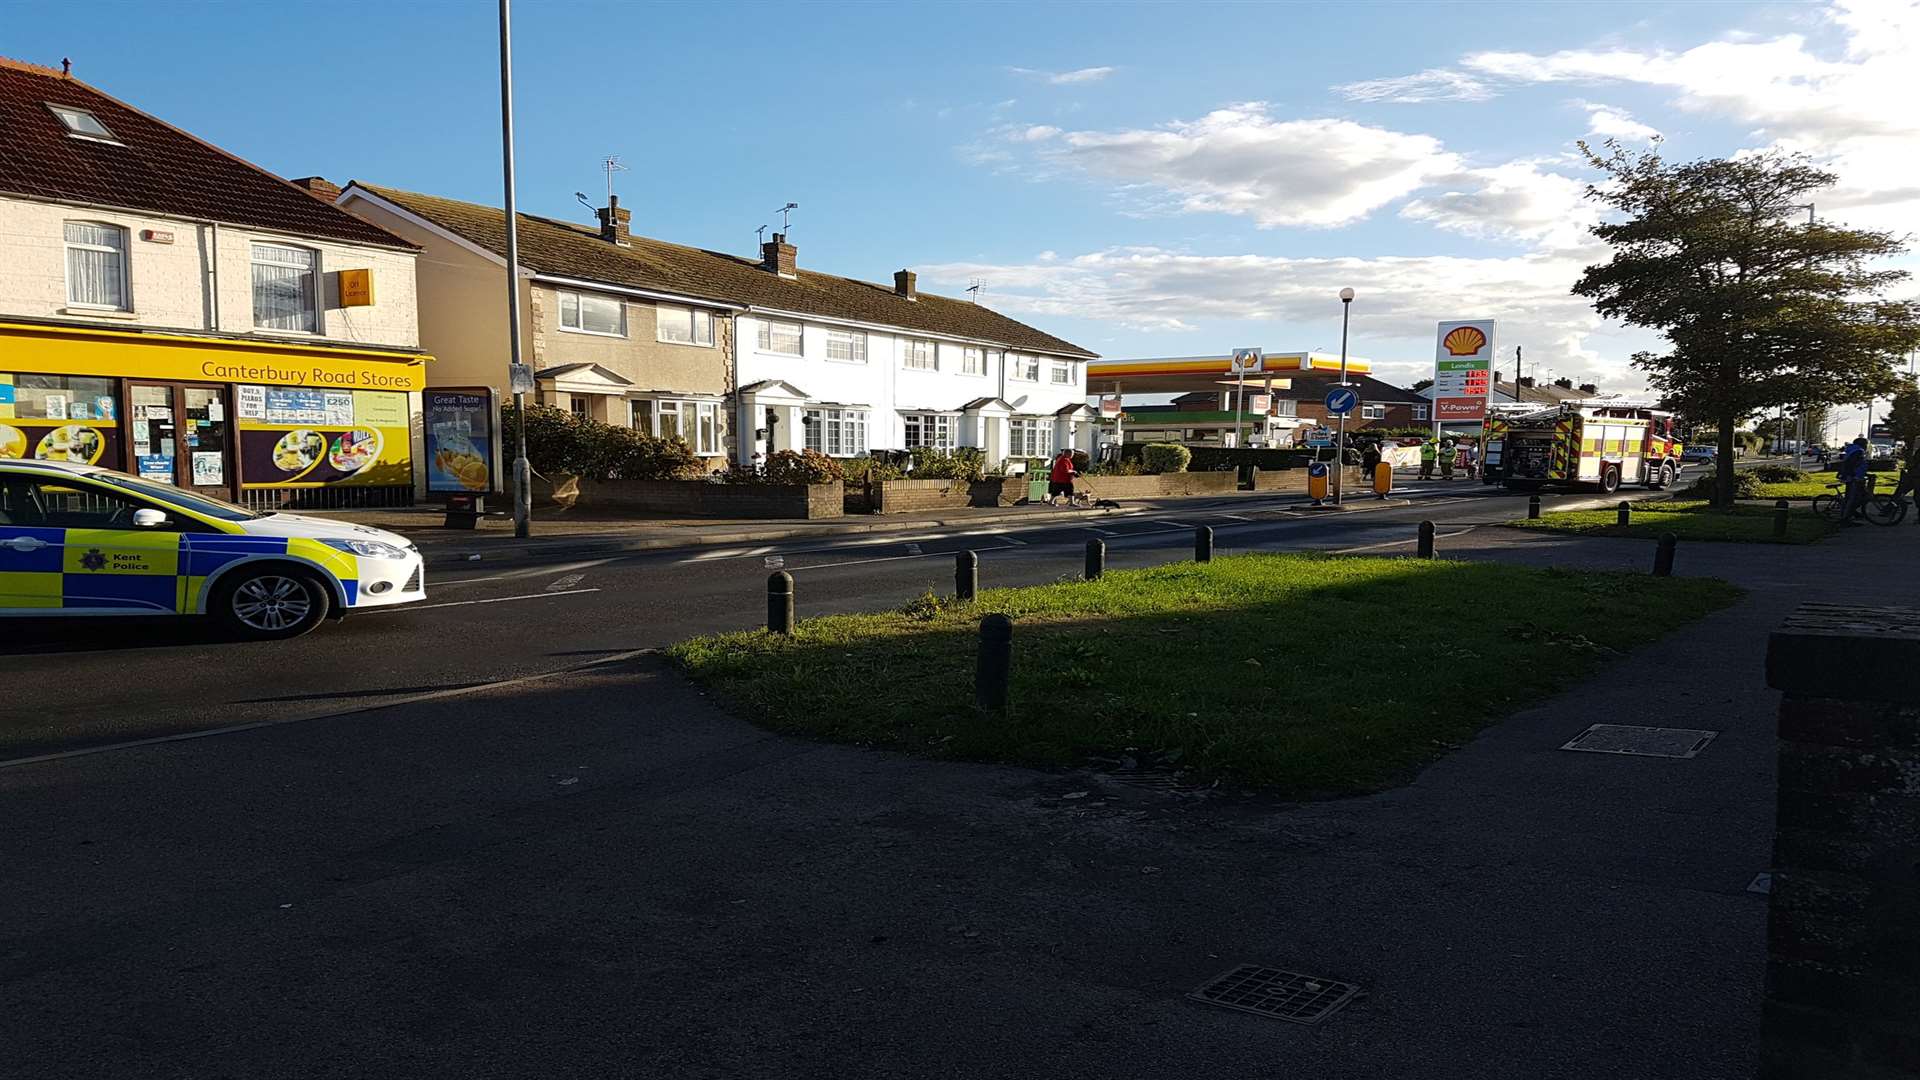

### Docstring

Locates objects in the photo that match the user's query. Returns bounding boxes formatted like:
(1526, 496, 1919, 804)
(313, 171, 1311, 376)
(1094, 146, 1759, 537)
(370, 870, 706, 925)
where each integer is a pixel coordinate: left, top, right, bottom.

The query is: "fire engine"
(1480, 400, 1684, 493)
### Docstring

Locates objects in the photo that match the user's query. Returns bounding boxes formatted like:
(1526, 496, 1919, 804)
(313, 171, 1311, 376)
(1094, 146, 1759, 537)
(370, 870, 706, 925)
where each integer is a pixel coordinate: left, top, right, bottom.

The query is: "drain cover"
(1189, 964, 1361, 1024)
(1560, 723, 1716, 758)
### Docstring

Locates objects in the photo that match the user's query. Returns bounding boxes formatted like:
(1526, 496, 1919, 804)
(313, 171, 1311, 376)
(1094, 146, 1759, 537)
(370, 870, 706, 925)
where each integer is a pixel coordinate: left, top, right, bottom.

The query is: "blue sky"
(7, 0, 1916, 421)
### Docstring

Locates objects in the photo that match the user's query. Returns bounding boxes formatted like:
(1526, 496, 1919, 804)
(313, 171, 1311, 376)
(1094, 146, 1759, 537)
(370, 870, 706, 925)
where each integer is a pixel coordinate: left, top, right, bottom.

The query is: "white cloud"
(1033, 103, 1460, 228)
(917, 247, 1643, 388)
(1010, 65, 1116, 85)
(1400, 161, 1596, 249)
(1581, 103, 1660, 141)
(1334, 68, 1494, 103)
(1014, 125, 1060, 142)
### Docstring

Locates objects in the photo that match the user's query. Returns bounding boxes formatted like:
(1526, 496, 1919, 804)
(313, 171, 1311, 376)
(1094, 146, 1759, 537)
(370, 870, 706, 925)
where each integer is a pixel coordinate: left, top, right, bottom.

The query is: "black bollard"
(1416, 520, 1435, 559)
(1195, 525, 1214, 563)
(1653, 532, 1677, 577)
(1617, 500, 1632, 526)
(1085, 537, 1105, 581)
(955, 550, 978, 602)
(1773, 498, 1790, 540)
(767, 570, 794, 635)
(975, 613, 1013, 711)
(1528, 494, 1541, 520)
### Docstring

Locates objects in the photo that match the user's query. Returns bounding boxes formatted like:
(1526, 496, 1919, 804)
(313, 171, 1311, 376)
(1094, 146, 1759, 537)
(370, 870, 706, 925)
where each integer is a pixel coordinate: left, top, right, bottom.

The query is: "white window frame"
(1009, 354, 1040, 382)
(557, 289, 627, 338)
(1008, 417, 1051, 458)
(803, 407, 869, 457)
(1413, 404, 1430, 421)
(960, 347, 989, 376)
(654, 304, 713, 347)
(1049, 360, 1074, 385)
(62, 221, 129, 311)
(249, 242, 320, 334)
(901, 338, 937, 371)
(47, 104, 119, 144)
(633, 397, 722, 455)
(756, 318, 803, 356)
(902, 412, 959, 451)
(1361, 404, 1387, 420)
(825, 328, 868, 364)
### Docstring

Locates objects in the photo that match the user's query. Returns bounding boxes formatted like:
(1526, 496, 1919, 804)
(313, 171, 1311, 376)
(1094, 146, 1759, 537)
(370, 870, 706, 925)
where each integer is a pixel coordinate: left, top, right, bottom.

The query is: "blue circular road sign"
(1324, 386, 1359, 416)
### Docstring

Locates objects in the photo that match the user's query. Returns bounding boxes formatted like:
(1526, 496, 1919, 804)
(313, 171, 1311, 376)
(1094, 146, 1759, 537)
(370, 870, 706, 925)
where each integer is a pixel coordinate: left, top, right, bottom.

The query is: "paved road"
(0, 478, 1685, 762)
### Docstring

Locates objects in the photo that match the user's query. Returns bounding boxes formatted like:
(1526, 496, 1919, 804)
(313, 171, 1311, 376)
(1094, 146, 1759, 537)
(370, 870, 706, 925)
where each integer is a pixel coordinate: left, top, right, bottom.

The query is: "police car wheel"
(214, 567, 331, 640)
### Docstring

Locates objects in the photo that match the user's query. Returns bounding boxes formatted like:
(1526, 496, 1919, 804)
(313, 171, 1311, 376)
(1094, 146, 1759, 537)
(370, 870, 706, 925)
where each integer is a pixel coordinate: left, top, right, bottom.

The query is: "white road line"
(545, 573, 585, 592)
(1085, 527, 1117, 536)
(1333, 527, 1478, 554)
(433, 558, 615, 589)
(368, 588, 601, 612)
(0, 646, 658, 771)
(997, 534, 1029, 546)
(1155, 520, 1193, 529)
(1215, 513, 1253, 522)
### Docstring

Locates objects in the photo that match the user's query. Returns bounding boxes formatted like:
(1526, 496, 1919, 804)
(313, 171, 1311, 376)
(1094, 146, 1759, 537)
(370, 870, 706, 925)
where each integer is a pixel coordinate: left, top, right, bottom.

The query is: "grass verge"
(1510, 499, 1835, 544)
(668, 553, 1740, 797)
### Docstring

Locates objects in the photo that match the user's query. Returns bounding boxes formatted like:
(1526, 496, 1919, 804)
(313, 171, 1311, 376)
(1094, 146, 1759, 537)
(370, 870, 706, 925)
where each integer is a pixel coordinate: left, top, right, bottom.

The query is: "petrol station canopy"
(1086, 351, 1374, 396)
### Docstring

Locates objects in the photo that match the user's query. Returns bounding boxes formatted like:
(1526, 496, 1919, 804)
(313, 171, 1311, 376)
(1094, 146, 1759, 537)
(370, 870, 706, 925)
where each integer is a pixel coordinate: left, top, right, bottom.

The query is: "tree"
(1883, 377, 1920, 444)
(1410, 377, 1433, 392)
(1573, 143, 1920, 505)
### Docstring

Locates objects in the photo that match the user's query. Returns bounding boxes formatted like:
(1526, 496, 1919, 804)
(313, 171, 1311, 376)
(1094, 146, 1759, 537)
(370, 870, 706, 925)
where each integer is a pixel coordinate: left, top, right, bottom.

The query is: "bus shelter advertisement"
(236, 386, 412, 488)
(423, 388, 496, 494)
(1433, 319, 1496, 422)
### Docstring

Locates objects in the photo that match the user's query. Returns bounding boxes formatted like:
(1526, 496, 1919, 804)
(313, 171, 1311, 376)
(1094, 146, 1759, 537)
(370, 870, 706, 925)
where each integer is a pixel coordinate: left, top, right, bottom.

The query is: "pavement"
(3, 474, 1897, 1077)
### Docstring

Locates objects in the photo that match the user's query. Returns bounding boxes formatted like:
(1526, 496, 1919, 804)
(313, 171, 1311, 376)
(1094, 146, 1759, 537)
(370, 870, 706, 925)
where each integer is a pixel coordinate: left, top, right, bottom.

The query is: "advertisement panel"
(423, 388, 497, 494)
(236, 386, 412, 489)
(0, 373, 124, 467)
(1433, 319, 1496, 422)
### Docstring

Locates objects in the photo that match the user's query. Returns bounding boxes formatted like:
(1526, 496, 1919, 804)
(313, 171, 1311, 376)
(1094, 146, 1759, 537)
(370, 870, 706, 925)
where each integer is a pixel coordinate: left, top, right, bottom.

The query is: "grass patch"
(667, 554, 1739, 797)
(1510, 499, 1836, 544)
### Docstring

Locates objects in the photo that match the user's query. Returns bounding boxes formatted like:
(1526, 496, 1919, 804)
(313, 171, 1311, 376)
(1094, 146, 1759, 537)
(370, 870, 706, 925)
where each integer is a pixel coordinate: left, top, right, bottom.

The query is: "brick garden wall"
(1761, 604, 1920, 1078)
(571, 479, 843, 519)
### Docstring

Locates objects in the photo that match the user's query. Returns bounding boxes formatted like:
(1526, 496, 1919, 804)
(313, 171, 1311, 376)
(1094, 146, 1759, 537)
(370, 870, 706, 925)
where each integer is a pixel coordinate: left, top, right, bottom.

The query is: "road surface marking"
(368, 588, 601, 612)
(1085, 527, 1117, 536)
(0, 647, 658, 771)
(997, 534, 1029, 546)
(1215, 513, 1253, 522)
(545, 573, 585, 591)
(433, 558, 614, 588)
(1334, 527, 1478, 554)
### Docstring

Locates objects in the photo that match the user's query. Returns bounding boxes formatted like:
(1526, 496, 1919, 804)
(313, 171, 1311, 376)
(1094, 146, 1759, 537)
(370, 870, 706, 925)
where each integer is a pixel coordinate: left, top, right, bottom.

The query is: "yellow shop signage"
(0, 321, 429, 393)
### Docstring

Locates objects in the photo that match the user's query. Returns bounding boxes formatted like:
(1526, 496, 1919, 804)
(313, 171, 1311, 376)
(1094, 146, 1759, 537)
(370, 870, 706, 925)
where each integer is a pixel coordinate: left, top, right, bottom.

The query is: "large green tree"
(1573, 143, 1920, 504)
(1883, 377, 1920, 444)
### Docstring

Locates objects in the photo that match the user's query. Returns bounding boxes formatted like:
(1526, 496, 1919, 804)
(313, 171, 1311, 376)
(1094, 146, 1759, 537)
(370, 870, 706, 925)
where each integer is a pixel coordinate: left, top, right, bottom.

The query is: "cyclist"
(1837, 437, 1870, 525)
(1899, 441, 1920, 523)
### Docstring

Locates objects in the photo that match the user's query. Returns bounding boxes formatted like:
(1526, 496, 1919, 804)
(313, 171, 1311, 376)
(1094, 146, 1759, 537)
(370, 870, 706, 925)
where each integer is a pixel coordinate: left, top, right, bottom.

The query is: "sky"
(6, 0, 1918, 424)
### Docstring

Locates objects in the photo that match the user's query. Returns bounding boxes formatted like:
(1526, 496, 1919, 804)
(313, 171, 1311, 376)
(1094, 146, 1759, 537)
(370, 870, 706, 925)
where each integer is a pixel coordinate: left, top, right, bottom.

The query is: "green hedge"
(1140, 443, 1192, 474)
(501, 404, 697, 482)
(1124, 444, 1313, 471)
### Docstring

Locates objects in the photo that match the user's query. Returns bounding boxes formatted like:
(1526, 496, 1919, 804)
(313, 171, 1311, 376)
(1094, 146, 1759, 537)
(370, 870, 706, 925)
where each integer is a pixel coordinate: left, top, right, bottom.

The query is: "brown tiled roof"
(0, 57, 411, 249)
(351, 183, 1096, 359)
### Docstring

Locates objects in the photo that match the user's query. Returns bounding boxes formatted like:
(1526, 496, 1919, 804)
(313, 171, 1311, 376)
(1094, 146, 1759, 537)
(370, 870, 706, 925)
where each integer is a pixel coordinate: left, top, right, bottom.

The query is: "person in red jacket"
(1048, 448, 1078, 506)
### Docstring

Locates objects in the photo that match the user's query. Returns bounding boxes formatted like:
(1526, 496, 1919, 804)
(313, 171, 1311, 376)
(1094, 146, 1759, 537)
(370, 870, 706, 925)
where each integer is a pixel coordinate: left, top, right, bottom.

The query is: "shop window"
(558, 290, 626, 337)
(251, 243, 318, 333)
(803, 408, 868, 456)
(655, 304, 713, 346)
(2, 373, 116, 422)
(63, 222, 129, 310)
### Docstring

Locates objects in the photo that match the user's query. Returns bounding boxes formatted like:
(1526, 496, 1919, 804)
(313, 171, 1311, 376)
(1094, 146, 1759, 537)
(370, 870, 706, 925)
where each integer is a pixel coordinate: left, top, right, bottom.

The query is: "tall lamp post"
(1334, 287, 1355, 505)
(499, 0, 532, 538)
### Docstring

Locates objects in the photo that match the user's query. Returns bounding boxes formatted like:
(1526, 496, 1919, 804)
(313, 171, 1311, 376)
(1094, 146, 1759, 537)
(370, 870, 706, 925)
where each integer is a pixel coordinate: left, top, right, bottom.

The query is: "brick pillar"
(1762, 604, 1920, 1078)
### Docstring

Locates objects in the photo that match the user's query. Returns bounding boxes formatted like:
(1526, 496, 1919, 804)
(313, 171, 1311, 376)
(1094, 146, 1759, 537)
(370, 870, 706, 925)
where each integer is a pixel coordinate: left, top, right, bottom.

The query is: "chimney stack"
(596, 194, 632, 246)
(893, 269, 917, 301)
(1578, 382, 1598, 395)
(761, 232, 797, 278)
(1518, 376, 1535, 388)
(290, 176, 341, 201)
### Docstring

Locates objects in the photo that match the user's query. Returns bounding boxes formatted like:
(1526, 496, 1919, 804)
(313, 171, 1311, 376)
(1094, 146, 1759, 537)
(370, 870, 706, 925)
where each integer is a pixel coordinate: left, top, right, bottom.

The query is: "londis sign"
(0, 321, 428, 393)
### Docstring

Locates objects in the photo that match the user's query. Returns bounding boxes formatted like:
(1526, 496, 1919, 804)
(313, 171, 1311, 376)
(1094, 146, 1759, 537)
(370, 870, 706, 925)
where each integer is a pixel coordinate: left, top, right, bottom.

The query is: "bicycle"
(1812, 476, 1908, 526)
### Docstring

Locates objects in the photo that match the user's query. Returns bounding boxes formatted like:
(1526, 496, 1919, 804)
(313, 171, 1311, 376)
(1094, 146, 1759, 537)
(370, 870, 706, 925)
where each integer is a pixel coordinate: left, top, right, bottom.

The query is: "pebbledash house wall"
(0, 196, 419, 347)
(734, 312, 1091, 466)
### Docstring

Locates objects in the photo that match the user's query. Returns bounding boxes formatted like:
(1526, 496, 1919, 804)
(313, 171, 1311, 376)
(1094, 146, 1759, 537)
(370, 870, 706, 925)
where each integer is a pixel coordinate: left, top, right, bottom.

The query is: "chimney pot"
(893, 269, 917, 301)
(761, 232, 797, 278)
(595, 194, 632, 246)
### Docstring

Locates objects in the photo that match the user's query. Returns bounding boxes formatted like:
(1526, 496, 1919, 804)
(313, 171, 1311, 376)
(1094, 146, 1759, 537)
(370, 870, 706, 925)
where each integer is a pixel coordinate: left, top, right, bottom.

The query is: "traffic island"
(668, 553, 1739, 797)
(1508, 499, 1837, 544)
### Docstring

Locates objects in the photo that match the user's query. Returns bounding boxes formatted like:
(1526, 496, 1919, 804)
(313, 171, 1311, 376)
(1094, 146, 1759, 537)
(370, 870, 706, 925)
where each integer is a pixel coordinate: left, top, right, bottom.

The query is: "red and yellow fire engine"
(1481, 400, 1683, 493)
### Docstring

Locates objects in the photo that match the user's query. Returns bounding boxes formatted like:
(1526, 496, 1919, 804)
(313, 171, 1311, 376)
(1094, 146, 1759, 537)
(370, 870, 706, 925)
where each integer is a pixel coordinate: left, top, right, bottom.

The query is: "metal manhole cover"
(1189, 964, 1361, 1025)
(1560, 723, 1717, 758)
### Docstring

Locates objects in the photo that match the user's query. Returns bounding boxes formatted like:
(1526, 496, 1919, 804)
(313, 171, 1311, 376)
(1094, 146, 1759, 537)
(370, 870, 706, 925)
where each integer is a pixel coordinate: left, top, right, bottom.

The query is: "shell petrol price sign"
(1433, 319, 1496, 422)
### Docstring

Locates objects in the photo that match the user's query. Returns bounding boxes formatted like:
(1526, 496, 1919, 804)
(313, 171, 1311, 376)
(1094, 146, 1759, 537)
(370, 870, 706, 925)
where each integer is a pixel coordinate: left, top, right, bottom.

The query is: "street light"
(499, 0, 532, 538)
(1334, 287, 1355, 505)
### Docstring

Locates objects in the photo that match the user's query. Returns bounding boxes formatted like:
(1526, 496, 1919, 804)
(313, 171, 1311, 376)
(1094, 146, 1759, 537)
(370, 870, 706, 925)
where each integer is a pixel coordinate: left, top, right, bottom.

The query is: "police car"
(0, 458, 425, 639)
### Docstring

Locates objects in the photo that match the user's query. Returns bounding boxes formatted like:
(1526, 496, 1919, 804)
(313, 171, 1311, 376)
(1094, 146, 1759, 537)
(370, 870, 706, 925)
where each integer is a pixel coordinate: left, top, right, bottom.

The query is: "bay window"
(251, 243, 318, 332)
(826, 328, 867, 363)
(655, 304, 713, 346)
(901, 338, 937, 371)
(558, 289, 626, 336)
(634, 398, 721, 455)
(803, 408, 869, 456)
(757, 319, 803, 355)
(902, 412, 958, 450)
(63, 222, 128, 310)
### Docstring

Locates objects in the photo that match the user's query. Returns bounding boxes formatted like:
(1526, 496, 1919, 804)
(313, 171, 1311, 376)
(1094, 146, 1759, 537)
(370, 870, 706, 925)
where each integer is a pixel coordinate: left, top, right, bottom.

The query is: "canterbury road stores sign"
(0, 321, 427, 393)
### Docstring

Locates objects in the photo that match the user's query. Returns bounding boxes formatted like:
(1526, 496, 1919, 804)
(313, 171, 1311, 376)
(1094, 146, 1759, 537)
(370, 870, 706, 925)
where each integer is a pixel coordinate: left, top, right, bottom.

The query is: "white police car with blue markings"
(0, 459, 425, 639)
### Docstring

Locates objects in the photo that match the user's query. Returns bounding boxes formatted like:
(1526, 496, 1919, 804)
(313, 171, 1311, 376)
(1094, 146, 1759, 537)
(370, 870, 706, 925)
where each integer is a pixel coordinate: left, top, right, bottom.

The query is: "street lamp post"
(1334, 287, 1355, 505)
(499, 0, 532, 538)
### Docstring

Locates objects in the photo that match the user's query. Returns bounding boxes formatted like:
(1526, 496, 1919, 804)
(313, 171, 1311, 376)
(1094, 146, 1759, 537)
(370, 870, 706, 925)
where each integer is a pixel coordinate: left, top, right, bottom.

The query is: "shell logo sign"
(1442, 324, 1488, 357)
